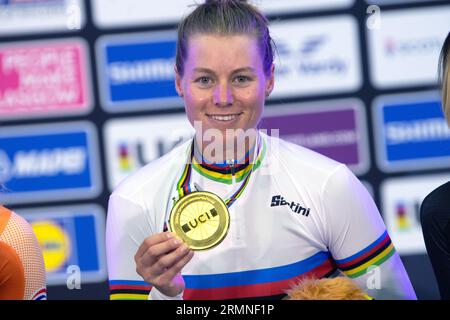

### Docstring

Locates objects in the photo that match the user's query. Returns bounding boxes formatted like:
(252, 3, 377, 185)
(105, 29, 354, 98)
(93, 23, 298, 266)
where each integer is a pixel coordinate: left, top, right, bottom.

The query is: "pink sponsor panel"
(0, 39, 91, 120)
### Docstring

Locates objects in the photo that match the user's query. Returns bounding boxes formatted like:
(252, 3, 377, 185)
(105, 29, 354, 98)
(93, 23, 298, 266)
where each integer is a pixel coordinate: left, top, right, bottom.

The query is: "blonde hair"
(285, 277, 371, 300)
(439, 32, 450, 126)
(176, 0, 274, 77)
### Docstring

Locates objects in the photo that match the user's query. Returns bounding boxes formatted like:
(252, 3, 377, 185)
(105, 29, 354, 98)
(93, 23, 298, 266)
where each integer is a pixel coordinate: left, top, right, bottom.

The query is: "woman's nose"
(213, 83, 233, 107)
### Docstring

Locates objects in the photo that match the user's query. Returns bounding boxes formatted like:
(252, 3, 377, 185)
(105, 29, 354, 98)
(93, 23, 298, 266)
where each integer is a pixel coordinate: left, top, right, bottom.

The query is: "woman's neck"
(194, 131, 259, 166)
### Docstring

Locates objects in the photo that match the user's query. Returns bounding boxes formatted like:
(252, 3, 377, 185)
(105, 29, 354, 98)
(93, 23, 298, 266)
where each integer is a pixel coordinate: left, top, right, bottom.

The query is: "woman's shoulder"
(0, 206, 38, 246)
(421, 181, 450, 211)
(0, 205, 12, 235)
(264, 133, 343, 174)
(112, 139, 191, 199)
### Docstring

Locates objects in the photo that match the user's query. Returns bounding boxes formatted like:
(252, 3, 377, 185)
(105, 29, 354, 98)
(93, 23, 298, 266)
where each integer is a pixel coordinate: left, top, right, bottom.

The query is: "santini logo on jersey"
(270, 195, 311, 217)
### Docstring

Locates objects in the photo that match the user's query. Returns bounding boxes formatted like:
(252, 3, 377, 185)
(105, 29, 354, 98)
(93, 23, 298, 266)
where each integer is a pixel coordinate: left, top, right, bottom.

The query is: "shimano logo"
(108, 59, 174, 84)
(270, 195, 310, 217)
(386, 118, 450, 145)
(0, 147, 86, 182)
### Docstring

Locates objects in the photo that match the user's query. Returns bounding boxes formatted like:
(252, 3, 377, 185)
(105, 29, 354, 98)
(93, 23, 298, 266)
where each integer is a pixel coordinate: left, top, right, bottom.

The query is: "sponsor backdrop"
(0, 0, 449, 299)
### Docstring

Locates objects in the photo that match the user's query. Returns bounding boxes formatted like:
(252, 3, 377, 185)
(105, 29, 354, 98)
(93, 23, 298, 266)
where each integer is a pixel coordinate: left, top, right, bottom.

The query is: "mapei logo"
(270, 195, 311, 217)
(0, 122, 101, 204)
(0, 147, 86, 180)
(96, 31, 182, 112)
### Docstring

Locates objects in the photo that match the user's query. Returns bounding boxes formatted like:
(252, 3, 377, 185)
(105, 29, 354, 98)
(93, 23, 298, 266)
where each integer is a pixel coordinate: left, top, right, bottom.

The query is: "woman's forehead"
(184, 34, 262, 70)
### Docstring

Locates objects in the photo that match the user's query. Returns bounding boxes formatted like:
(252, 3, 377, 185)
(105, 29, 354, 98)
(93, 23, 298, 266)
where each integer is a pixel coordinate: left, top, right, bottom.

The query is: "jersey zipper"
(226, 159, 236, 185)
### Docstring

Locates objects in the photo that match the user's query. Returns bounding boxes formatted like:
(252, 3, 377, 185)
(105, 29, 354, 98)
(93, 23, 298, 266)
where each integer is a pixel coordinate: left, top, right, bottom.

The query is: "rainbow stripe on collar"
(176, 135, 266, 204)
(192, 137, 266, 184)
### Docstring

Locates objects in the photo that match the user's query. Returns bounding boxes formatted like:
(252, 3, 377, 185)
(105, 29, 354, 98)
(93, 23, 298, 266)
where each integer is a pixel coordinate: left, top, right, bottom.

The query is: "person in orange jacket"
(0, 204, 47, 300)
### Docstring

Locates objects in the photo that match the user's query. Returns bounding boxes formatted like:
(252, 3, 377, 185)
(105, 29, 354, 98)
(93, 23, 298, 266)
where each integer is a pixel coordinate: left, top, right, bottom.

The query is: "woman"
(106, 0, 416, 300)
(0, 204, 47, 300)
(420, 31, 450, 300)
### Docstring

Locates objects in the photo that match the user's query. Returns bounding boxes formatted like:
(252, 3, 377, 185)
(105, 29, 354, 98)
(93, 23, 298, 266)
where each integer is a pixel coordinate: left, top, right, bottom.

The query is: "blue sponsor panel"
(0, 122, 101, 204)
(20, 205, 107, 285)
(373, 91, 450, 172)
(96, 31, 182, 112)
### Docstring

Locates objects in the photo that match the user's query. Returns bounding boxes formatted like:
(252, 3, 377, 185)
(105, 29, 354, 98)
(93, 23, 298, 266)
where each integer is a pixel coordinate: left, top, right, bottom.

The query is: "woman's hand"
(134, 232, 194, 297)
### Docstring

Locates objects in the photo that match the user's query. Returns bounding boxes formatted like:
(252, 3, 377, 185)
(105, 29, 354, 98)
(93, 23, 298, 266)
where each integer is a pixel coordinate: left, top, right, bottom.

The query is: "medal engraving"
(169, 191, 230, 250)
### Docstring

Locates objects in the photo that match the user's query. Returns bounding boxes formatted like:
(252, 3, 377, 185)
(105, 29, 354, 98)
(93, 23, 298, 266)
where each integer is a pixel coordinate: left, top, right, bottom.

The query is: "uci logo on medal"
(169, 192, 230, 251)
(181, 208, 219, 236)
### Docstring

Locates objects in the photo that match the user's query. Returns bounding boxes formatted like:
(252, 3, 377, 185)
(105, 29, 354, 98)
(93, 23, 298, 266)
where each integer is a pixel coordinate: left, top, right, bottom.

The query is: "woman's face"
(175, 34, 274, 139)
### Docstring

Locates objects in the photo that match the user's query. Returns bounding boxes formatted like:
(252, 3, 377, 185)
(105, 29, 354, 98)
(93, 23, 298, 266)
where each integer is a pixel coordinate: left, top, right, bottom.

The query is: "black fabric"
(420, 181, 450, 300)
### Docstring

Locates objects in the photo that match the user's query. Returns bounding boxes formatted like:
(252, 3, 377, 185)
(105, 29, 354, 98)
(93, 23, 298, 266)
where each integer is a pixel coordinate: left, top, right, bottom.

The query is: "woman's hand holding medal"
(134, 232, 194, 297)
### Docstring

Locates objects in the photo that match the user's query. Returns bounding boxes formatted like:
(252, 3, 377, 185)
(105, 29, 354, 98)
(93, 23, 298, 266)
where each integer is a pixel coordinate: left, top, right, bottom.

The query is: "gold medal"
(169, 191, 230, 251)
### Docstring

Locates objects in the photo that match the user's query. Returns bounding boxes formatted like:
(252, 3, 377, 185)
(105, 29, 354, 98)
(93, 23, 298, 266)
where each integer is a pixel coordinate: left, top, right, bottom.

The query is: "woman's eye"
(196, 77, 212, 85)
(234, 76, 251, 84)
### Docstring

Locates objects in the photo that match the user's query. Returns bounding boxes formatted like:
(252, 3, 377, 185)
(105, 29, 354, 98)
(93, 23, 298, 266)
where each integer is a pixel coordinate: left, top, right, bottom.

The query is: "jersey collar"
(192, 133, 266, 184)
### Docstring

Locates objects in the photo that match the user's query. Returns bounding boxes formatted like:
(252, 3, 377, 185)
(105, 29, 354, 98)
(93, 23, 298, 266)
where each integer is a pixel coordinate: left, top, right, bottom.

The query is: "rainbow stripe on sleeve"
(183, 251, 336, 299)
(335, 230, 396, 278)
(109, 280, 152, 300)
(109, 252, 336, 300)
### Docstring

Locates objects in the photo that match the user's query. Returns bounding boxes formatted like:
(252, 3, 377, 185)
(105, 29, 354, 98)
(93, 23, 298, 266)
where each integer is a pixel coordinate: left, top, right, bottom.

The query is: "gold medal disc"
(169, 191, 230, 251)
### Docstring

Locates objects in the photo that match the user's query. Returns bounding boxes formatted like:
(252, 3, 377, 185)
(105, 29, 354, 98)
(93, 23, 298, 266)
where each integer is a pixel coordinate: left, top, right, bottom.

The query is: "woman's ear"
(174, 65, 184, 98)
(265, 63, 275, 97)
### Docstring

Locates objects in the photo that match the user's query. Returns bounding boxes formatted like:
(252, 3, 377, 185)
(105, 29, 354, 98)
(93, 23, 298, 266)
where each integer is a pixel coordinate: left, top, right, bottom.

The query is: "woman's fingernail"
(167, 232, 175, 239)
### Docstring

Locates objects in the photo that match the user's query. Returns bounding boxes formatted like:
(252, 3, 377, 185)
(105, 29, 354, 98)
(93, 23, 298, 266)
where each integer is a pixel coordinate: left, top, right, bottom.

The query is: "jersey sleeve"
(0, 211, 47, 300)
(321, 165, 416, 300)
(106, 193, 155, 300)
(0, 241, 25, 299)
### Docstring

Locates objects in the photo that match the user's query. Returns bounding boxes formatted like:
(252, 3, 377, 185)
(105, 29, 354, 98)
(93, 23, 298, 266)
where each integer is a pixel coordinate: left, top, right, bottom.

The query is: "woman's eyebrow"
(193, 67, 215, 74)
(192, 67, 256, 74)
(231, 67, 256, 74)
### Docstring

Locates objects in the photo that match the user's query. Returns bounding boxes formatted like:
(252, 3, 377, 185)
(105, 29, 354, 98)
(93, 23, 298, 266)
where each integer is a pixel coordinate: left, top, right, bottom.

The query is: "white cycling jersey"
(106, 132, 416, 300)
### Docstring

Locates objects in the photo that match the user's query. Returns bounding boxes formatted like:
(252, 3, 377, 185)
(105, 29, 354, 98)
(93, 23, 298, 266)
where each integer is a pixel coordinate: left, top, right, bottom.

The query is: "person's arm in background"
(420, 31, 450, 300)
(321, 165, 417, 300)
(0, 207, 47, 300)
(420, 182, 450, 300)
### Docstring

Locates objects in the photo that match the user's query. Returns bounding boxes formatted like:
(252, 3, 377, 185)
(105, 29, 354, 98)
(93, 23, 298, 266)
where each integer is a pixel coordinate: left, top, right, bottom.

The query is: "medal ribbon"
(176, 135, 264, 208)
